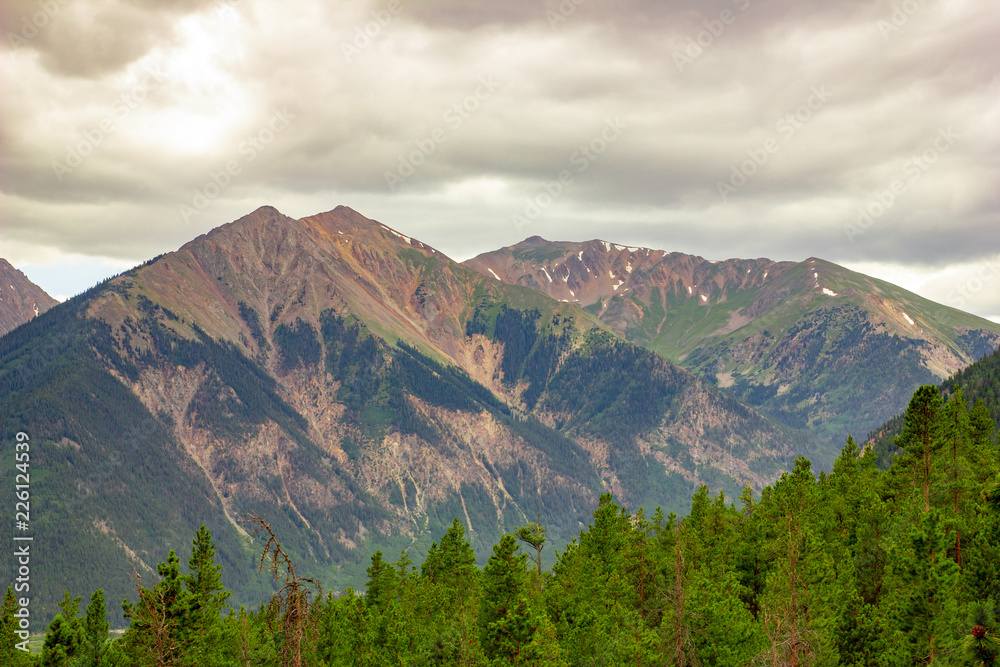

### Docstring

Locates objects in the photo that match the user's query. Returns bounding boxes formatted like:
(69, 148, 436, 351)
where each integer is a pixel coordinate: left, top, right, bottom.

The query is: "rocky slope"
(465, 237, 1000, 444)
(1, 206, 821, 625)
(0, 257, 58, 336)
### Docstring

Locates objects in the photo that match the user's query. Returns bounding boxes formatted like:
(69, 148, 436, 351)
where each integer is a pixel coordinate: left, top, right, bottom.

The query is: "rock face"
(0, 258, 58, 336)
(465, 238, 1000, 444)
(0, 205, 821, 625)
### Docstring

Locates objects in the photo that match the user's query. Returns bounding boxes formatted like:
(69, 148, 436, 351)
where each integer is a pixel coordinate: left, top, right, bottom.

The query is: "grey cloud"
(1, 0, 999, 321)
(2, 0, 219, 77)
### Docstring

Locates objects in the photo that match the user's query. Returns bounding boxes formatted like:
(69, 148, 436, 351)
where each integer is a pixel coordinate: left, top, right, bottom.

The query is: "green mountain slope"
(465, 238, 1000, 445)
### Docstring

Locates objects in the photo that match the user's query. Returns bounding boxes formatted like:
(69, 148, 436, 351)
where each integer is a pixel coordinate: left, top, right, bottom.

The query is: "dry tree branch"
(239, 513, 322, 667)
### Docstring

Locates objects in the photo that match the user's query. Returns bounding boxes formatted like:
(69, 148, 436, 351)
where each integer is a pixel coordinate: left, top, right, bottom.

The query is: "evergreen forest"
(3, 382, 999, 666)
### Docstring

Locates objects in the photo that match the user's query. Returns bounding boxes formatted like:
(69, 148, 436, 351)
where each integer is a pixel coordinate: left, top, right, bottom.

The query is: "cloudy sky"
(1, 0, 998, 320)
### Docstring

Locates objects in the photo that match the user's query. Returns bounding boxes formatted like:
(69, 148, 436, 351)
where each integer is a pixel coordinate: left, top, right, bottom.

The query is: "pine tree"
(121, 551, 192, 666)
(969, 399, 999, 486)
(486, 597, 542, 665)
(419, 519, 481, 664)
(184, 524, 230, 665)
(895, 385, 944, 512)
(41, 590, 84, 667)
(733, 486, 768, 619)
(1, 586, 31, 665)
(364, 550, 399, 611)
(989, 478, 1000, 514)
(421, 519, 479, 596)
(480, 534, 530, 660)
(964, 501, 1000, 605)
(938, 388, 974, 567)
(835, 588, 889, 666)
(687, 568, 762, 666)
(80, 589, 110, 667)
(515, 522, 547, 593)
(891, 510, 963, 664)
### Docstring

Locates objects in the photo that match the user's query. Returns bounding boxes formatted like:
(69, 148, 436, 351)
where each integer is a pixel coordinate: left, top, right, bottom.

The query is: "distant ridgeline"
(4, 381, 997, 666)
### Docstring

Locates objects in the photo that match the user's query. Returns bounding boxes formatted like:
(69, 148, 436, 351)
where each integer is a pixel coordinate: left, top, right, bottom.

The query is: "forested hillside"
(944, 347, 1000, 427)
(5, 382, 997, 666)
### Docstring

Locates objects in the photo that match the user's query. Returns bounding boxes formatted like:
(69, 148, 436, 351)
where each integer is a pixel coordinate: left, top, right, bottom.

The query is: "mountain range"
(1, 205, 997, 625)
(465, 237, 1000, 445)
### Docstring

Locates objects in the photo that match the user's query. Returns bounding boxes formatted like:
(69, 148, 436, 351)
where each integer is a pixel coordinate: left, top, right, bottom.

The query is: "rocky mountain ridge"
(464, 237, 1000, 443)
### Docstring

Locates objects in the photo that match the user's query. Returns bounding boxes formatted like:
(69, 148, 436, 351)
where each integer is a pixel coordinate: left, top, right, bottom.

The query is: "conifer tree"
(834, 588, 894, 666)
(479, 535, 545, 665)
(480, 534, 530, 660)
(965, 499, 1000, 605)
(892, 510, 963, 664)
(687, 568, 761, 666)
(121, 552, 191, 666)
(1, 586, 32, 666)
(486, 596, 542, 665)
(364, 550, 399, 611)
(80, 589, 110, 667)
(419, 518, 480, 663)
(42, 590, 85, 667)
(969, 399, 998, 486)
(184, 524, 230, 666)
(895, 385, 944, 512)
(732, 486, 768, 619)
(666, 527, 697, 666)
(515, 522, 547, 592)
(939, 388, 973, 566)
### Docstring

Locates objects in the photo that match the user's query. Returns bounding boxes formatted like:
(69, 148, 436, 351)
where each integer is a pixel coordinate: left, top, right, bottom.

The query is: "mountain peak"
(252, 204, 282, 216)
(0, 258, 59, 336)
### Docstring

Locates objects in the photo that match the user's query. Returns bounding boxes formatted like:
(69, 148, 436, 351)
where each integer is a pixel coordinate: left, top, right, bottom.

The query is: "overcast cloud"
(1, 0, 998, 319)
